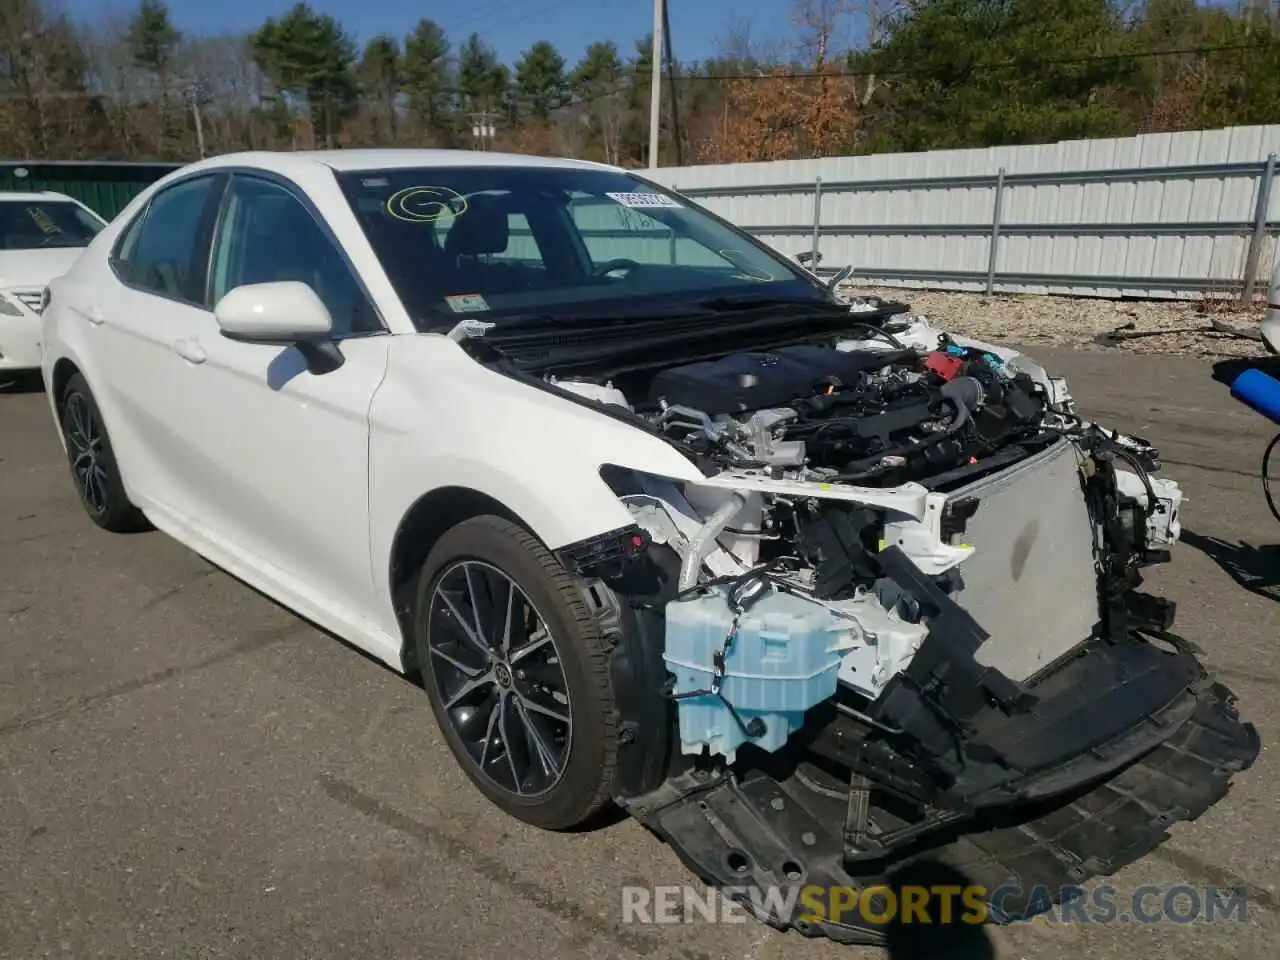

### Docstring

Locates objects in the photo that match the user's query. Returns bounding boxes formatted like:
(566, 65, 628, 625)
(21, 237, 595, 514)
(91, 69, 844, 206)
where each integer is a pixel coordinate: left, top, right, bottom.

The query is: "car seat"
(442, 193, 520, 295)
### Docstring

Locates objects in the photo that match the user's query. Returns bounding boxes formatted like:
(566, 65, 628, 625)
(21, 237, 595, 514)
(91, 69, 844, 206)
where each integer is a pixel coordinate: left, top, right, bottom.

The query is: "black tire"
(58, 373, 148, 533)
(413, 515, 618, 830)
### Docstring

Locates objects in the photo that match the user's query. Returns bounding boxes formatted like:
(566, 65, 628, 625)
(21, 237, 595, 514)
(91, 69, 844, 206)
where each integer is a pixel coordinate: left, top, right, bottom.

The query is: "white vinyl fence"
(638, 124, 1280, 301)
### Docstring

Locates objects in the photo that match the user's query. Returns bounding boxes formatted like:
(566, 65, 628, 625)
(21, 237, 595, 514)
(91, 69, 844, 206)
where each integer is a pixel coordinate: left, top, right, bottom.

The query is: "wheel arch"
(387, 485, 531, 672)
(50, 356, 81, 411)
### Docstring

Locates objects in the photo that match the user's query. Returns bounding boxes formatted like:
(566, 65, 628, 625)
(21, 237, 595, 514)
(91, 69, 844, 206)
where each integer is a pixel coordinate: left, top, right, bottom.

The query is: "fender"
(367, 334, 711, 634)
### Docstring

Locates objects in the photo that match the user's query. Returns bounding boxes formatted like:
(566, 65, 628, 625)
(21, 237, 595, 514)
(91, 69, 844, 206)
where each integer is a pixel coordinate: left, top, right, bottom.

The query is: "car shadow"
(0, 370, 44, 394)
(182, 552, 636, 830)
(267, 346, 308, 391)
(1210, 355, 1280, 387)
(881, 859, 1000, 959)
(1181, 528, 1280, 602)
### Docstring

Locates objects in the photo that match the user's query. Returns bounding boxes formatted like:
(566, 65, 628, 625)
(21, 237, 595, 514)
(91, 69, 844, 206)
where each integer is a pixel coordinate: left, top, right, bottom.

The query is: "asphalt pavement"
(1, 346, 1277, 960)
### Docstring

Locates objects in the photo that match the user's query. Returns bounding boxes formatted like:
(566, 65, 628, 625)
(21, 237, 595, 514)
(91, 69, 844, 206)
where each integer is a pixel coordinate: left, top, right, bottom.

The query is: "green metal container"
(0, 161, 183, 221)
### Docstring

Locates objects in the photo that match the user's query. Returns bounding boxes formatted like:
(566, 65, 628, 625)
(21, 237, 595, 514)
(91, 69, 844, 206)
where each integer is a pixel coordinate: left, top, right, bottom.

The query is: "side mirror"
(214, 281, 343, 373)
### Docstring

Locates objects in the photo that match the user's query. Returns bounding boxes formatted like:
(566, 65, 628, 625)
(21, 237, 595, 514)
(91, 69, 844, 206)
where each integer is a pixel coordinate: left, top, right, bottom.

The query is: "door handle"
(172, 339, 207, 364)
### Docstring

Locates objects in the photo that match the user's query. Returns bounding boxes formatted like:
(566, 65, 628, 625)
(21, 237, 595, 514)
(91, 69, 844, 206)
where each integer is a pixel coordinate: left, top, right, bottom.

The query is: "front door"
(167, 172, 391, 625)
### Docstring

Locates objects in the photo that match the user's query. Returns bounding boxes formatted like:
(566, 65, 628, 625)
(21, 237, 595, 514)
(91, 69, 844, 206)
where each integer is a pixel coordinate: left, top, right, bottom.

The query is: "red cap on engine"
(925, 352, 965, 381)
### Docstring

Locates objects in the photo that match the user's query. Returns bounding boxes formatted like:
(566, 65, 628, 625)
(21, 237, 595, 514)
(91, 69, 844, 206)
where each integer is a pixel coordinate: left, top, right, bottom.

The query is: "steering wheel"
(590, 257, 643, 278)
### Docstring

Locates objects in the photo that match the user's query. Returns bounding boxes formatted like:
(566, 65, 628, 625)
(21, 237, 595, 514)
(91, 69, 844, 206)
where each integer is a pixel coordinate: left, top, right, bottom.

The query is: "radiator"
(948, 437, 1100, 683)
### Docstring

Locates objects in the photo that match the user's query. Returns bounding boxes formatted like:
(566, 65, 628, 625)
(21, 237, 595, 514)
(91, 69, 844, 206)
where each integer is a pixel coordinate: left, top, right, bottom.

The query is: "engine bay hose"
(678, 493, 747, 592)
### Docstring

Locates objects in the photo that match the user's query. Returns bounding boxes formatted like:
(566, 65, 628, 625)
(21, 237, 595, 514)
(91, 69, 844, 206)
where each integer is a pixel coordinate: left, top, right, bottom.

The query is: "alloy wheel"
(64, 393, 108, 515)
(426, 560, 573, 798)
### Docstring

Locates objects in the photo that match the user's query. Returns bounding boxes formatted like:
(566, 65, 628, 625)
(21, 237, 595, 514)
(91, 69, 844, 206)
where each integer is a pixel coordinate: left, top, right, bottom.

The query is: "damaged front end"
(540, 311, 1259, 945)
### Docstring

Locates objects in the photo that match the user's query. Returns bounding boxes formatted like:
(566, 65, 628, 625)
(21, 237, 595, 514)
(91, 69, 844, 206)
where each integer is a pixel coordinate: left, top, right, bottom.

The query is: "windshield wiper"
(431, 303, 717, 335)
(432, 290, 859, 338)
(698, 269, 855, 310)
(694, 294, 839, 313)
(487, 306, 877, 372)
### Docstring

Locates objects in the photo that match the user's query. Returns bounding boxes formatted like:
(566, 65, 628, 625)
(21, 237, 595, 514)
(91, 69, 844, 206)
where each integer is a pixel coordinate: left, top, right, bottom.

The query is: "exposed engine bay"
(466, 303, 1258, 944)
(545, 315, 1187, 751)
(639, 337, 1050, 485)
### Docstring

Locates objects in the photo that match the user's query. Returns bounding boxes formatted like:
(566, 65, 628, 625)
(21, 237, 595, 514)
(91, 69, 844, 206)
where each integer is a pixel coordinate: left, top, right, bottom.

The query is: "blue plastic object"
(662, 588, 854, 763)
(1230, 367, 1280, 426)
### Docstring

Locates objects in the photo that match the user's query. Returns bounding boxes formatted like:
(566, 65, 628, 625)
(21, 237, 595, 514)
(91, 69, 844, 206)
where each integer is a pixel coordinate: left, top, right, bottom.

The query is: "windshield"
(0, 199, 104, 250)
(335, 165, 827, 331)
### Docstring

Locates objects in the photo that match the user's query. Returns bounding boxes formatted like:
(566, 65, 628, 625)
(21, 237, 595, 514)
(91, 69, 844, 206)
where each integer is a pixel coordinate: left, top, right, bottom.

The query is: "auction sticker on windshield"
(27, 206, 61, 234)
(445, 293, 490, 313)
(607, 192, 681, 209)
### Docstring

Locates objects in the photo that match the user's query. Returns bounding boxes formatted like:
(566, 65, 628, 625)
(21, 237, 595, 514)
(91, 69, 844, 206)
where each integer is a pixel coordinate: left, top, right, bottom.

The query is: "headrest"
(443, 193, 510, 257)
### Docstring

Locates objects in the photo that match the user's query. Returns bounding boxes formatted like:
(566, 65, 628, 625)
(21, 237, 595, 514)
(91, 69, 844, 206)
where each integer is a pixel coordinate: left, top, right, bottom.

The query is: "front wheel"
(58, 373, 148, 533)
(412, 515, 619, 830)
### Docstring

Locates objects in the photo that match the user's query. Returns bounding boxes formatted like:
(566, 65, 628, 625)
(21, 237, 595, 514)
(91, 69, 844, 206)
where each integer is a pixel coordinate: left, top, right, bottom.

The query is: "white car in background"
(37, 150, 1257, 946)
(0, 190, 106, 375)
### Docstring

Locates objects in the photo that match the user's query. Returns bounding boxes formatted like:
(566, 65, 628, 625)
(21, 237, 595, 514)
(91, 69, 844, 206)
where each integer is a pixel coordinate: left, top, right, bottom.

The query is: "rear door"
(87, 172, 227, 516)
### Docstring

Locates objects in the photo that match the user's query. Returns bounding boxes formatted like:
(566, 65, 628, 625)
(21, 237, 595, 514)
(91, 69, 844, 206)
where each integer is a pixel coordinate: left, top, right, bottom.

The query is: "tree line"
(0, 0, 1277, 167)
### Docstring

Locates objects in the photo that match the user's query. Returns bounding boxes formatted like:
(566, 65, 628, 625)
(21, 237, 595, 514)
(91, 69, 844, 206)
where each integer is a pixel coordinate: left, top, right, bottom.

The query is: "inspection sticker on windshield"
(607, 191, 681, 209)
(445, 293, 490, 313)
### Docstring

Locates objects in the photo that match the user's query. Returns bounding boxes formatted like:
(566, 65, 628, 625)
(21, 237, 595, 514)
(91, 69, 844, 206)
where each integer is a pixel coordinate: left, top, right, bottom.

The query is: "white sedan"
(39, 149, 1256, 943)
(0, 190, 106, 375)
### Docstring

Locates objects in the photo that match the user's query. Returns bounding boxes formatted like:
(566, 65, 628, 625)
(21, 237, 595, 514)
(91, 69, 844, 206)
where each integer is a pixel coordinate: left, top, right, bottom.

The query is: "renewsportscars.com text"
(620, 883, 1249, 927)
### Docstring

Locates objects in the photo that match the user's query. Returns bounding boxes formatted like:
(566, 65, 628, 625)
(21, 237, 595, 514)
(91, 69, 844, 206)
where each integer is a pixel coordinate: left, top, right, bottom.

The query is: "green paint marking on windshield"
(386, 186, 469, 224)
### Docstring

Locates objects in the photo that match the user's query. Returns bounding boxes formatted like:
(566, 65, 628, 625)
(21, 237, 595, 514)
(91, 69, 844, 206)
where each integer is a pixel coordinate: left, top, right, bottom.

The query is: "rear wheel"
(413, 515, 618, 830)
(59, 373, 148, 533)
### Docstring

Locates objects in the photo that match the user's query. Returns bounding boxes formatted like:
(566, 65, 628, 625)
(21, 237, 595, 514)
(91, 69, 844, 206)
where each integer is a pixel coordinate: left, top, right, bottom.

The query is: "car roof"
(0, 190, 80, 203)
(178, 148, 624, 178)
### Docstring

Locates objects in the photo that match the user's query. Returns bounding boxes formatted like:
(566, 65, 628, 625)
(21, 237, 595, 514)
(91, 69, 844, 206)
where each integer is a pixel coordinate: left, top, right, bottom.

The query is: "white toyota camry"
(40, 149, 1257, 943)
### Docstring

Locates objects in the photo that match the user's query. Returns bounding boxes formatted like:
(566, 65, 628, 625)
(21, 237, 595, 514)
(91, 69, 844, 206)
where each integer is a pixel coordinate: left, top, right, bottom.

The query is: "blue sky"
(64, 0, 788, 66)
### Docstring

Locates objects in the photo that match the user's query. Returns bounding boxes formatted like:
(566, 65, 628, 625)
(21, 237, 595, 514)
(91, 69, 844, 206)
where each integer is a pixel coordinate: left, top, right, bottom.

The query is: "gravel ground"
(840, 285, 1270, 359)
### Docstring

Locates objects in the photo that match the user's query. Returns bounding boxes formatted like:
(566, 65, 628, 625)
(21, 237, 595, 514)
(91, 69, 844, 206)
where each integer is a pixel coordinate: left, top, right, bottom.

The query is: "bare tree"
(182, 34, 266, 153)
(715, 10, 787, 65)
(81, 13, 145, 156)
(792, 0, 856, 64)
(792, 0, 901, 104)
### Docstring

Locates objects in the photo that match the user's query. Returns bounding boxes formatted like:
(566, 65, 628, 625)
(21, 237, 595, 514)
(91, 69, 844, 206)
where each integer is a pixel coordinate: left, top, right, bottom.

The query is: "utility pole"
(192, 100, 206, 159)
(647, 0, 664, 169)
(471, 111, 497, 151)
(185, 82, 207, 160)
(662, 0, 682, 167)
